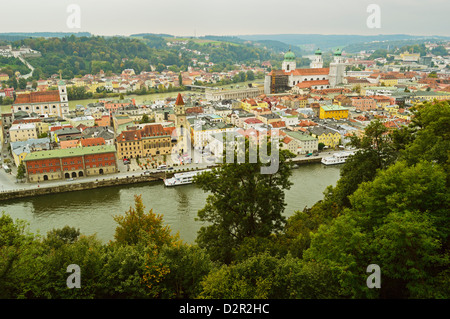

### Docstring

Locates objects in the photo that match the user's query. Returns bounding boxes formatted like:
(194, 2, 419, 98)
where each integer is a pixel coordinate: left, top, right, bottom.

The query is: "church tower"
(282, 49, 296, 72)
(329, 48, 346, 87)
(57, 77, 69, 116)
(174, 93, 187, 154)
(310, 48, 323, 68)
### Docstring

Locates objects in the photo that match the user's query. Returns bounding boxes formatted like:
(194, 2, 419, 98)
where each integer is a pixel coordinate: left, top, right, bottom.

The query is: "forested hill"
(6, 35, 283, 80)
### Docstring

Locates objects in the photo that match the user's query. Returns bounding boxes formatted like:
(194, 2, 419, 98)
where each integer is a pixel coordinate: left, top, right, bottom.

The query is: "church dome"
(315, 48, 322, 55)
(284, 49, 296, 61)
(334, 48, 342, 56)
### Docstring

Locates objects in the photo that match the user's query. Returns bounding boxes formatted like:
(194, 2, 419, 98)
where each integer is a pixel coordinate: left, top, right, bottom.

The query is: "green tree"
(329, 120, 398, 209)
(140, 114, 150, 124)
(198, 252, 340, 299)
(113, 194, 180, 247)
(0, 213, 34, 298)
(16, 161, 26, 181)
(304, 160, 450, 298)
(18, 78, 27, 90)
(194, 139, 295, 264)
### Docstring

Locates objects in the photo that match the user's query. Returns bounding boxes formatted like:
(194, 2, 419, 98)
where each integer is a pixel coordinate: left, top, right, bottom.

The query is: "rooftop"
(24, 145, 116, 161)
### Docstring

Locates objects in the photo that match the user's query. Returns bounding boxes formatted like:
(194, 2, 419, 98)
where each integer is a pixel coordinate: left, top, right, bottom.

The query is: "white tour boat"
(163, 169, 212, 187)
(321, 151, 355, 165)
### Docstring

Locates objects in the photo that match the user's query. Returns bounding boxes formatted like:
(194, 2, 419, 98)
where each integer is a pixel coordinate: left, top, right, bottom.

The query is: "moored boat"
(163, 169, 212, 187)
(321, 151, 355, 165)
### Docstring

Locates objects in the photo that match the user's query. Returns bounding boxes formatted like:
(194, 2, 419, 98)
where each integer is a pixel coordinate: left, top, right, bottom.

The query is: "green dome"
(284, 49, 296, 61)
(334, 48, 342, 56)
(315, 48, 322, 55)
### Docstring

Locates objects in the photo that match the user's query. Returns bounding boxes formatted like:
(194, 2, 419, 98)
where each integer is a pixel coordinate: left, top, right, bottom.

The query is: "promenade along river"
(0, 163, 342, 244)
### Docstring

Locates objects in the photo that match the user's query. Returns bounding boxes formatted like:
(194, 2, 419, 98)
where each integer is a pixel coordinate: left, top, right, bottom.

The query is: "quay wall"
(0, 173, 165, 201)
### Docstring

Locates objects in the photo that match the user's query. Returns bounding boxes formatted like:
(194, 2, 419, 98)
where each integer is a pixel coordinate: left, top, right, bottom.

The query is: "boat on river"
(163, 169, 211, 187)
(321, 151, 355, 165)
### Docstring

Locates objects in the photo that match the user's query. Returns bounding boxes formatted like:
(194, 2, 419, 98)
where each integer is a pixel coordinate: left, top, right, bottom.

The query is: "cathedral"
(264, 48, 346, 94)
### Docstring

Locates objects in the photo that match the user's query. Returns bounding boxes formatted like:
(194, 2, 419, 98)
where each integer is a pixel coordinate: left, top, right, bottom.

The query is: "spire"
(175, 93, 185, 105)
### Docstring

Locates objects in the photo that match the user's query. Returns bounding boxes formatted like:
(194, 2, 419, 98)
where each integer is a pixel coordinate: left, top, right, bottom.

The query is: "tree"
(401, 100, 450, 183)
(16, 161, 26, 181)
(330, 120, 398, 208)
(194, 138, 295, 263)
(246, 70, 255, 81)
(18, 78, 27, 90)
(198, 252, 340, 299)
(304, 160, 450, 298)
(0, 213, 34, 298)
(140, 114, 150, 124)
(113, 194, 180, 247)
(318, 142, 325, 151)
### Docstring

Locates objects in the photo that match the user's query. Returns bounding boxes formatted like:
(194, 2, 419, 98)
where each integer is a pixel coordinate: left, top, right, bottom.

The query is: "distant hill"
(236, 34, 450, 52)
(130, 33, 174, 38)
(0, 32, 91, 41)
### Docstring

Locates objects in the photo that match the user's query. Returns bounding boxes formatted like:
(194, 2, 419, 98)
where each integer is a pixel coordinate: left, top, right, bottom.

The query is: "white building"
(12, 81, 69, 117)
(9, 123, 38, 142)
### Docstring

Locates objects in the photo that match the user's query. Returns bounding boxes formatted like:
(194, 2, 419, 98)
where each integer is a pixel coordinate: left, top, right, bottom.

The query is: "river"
(0, 163, 341, 244)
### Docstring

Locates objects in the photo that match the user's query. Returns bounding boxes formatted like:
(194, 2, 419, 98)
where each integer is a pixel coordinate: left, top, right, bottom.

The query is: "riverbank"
(0, 172, 165, 201)
(0, 163, 342, 244)
(0, 153, 324, 201)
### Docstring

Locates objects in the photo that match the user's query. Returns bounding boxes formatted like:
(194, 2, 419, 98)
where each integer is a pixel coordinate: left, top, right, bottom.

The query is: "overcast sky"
(1, 0, 448, 37)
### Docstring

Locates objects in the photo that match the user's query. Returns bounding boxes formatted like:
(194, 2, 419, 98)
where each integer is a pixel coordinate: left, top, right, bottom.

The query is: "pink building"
(351, 96, 377, 111)
(60, 139, 80, 149)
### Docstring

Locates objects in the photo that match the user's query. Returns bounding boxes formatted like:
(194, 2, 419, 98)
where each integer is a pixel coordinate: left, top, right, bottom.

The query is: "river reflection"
(0, 164, 341, 243)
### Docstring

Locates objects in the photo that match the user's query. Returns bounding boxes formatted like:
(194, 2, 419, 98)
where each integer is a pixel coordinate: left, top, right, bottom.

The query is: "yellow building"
(309, 126, 341, 148)
(0, 73, 9, 81)
(379, 78, 398, 86)
(384, 105, 399, 115)
(319, 104, 349, 120)
(116, 124, 173, 159)
(240, 99, 269, 113)
(87, 82, 105, 93)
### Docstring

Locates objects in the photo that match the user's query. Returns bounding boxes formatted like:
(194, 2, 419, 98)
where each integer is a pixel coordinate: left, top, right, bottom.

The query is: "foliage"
(113, 194, 180, 247)
(304, 160, 450, 298)
(16, 161, 26, 181)
(0, 101, 449, 299)
(194, 139, 295, 264)
(198, 252, 340, 299)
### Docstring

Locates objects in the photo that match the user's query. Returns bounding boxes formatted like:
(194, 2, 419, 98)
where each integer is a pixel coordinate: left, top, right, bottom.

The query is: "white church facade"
(264, 48, 346, 94)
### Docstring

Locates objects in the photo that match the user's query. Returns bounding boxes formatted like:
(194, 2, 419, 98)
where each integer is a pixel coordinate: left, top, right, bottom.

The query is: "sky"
(0, 0, 449, 37)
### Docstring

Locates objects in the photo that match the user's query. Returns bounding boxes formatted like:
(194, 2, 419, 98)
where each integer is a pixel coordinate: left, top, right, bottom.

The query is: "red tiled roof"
(117, 124, 168, 142)
(296, 80, 329, 89)
(13, 118, 41, 124)
(175, 93, 184, 105)
(186, 106, 203, 114)
(163, 126, 176, 136)
(14, 91, 60, 104)
(271, 121, 286, 128)
(80, 137, 106, 147)
(282, 136, 293, 144)
(244, 118, 263, 124)
(289, 68, 330, 76)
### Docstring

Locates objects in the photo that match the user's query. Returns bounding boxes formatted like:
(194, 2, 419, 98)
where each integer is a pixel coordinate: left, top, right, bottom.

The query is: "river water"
(0, 163, 342, 244)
